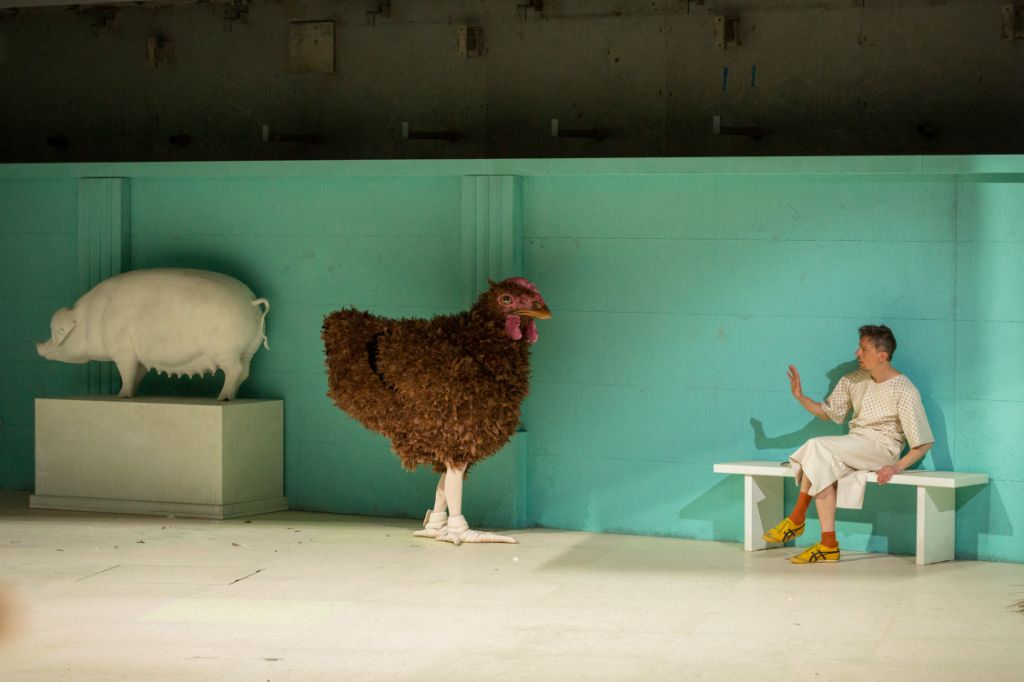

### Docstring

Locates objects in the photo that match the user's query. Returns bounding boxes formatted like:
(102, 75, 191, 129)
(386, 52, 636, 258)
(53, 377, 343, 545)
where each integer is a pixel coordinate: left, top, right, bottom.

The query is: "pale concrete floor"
(1, 491, 1023, 682)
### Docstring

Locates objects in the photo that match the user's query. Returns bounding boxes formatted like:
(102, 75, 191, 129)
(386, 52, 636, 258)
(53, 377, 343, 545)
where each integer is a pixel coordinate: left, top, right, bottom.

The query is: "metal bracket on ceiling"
(47, 134, 70, 152)
(147, 36, 172, 69)
(715, 15, 739, 50)
(261, 124, 322, 144)
(168, 134, 191, 148)
(1003, 4, 1024, 40)
(367, 1, 392, 27)
(83, 6, 117, 30)
(712, 115, 765, 141)
(517, 0, 543, 20)
(550, 118, 608, 141)
(223, 0, 249, 31)
(458, 26, 483, 57)
(401, 122, 461, 142)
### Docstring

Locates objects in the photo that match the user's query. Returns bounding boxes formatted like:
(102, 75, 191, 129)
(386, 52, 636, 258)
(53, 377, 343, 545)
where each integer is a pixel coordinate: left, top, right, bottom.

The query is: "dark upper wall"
(1, 0, 1022, 162)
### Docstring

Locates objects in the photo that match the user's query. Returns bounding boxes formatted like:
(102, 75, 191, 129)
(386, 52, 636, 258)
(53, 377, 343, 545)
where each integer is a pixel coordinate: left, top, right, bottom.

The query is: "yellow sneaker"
(790, 543, 840, 564)
(762, 517, 805, 543)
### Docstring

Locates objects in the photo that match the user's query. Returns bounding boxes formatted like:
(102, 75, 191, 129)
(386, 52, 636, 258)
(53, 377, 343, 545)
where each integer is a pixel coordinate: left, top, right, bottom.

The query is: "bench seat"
(713, 460, 988, 565)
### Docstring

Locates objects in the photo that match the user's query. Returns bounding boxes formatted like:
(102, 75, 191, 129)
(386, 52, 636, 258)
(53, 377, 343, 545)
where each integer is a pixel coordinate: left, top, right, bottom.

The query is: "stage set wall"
(1, 156, 1022, 564)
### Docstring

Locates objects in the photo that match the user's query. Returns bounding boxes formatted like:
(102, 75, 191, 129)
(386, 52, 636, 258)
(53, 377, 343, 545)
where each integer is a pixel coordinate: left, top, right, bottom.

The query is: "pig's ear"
(51, 308, 77, 345)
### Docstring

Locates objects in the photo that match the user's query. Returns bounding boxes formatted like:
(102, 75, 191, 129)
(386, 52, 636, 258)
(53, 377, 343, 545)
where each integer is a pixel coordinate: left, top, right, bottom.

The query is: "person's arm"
(877, 442, 932, 485)
(788, 365, 828, 420)
(879, 383, 937, 485)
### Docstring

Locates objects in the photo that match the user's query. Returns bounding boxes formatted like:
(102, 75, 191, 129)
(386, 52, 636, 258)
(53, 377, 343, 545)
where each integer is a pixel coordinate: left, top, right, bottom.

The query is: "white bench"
(713, 460, 989, 565)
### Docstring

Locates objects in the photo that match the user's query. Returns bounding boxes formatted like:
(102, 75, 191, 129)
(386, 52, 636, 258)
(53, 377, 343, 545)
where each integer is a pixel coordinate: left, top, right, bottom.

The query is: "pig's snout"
(36, 340, 57, 359)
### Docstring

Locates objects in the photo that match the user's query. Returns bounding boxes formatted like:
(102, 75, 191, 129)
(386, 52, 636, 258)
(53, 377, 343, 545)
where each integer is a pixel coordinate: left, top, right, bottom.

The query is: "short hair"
(859, 324, 896, 359)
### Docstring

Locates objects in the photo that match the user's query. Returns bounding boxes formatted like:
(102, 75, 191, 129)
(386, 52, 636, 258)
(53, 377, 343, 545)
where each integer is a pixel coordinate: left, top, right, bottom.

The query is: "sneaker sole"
(762, 527, 805, 543)
(791, 550, 840, 564)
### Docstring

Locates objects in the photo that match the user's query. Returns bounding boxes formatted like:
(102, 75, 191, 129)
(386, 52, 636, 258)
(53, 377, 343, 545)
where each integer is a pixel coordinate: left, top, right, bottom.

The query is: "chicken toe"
(436, 514, 517, 545)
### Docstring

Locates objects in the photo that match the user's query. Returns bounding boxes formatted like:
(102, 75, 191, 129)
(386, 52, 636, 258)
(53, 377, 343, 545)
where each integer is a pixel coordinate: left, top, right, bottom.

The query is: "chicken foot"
(437, 463, 517, 546)
(440, 514, 518, 545)
(413, 464, 517, 544)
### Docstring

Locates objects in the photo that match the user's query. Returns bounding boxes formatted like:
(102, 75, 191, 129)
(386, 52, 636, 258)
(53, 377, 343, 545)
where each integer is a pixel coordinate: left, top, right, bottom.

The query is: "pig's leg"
(130, 363, 148, 396)
(217, 358, 250, 401)
(112, 353, 142, 398)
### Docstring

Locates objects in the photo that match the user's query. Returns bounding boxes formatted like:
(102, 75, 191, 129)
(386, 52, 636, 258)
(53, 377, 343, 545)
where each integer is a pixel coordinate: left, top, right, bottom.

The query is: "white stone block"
(31, 396, 287, 519)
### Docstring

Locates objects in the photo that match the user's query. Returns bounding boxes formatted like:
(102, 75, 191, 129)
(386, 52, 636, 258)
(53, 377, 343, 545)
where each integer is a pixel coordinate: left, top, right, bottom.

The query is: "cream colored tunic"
(789, 369, 935, 509)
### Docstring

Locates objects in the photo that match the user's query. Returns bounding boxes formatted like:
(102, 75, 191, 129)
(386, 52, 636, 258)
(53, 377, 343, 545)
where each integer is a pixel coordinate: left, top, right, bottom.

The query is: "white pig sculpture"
(37, 268, 270, 400)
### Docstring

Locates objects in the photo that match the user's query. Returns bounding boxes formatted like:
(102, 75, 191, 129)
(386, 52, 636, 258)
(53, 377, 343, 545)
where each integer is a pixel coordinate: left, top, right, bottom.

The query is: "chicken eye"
(499, 294, 514, 306)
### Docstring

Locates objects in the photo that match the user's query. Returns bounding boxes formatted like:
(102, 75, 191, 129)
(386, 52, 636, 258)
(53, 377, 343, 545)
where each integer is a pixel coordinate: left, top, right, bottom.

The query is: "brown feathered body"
(322, 280, 547, 474)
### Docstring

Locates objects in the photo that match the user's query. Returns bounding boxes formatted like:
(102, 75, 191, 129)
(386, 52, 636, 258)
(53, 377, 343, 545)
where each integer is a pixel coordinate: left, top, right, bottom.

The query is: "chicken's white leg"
(413, 472, 448, 538)
(430, 471, 447, 512)
(438, 462, 517, 545)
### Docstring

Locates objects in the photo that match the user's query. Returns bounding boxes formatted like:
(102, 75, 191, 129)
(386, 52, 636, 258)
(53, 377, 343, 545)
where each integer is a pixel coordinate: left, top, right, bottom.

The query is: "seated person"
(765, 324, 934, 564)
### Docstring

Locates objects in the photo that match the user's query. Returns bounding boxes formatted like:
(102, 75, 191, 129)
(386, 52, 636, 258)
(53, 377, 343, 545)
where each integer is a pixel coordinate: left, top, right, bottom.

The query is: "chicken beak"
(515, 306, 552, 320)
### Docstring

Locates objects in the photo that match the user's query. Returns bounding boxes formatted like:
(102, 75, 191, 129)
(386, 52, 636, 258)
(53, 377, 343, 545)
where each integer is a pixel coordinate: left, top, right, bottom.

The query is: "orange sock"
(821, 531, 838, 548)
(788, 492, 812, 525)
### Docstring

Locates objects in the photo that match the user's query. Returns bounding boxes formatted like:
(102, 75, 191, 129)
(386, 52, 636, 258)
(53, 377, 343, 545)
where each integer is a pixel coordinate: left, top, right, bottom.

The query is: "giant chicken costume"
(322, 278, 551, 545)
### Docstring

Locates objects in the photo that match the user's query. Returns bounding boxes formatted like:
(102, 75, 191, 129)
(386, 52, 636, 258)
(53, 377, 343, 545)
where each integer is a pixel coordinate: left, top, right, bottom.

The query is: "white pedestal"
(917, 486, 955, 565)
(31, 396, 287, 519)
(714, 460, 989, 565)
(745, 475, 783, 551)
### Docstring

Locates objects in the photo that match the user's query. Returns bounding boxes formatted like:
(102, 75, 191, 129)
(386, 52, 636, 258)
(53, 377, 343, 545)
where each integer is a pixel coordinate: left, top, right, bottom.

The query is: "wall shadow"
(919, 393, 952, 471)
(749, 416, 840, 451)
(134, 251, 270, 307)
(750, 361, 856, 451)
(675, 476, 744, 543)
(955, 483, 1011, 561)
(673, 362, 858, 544)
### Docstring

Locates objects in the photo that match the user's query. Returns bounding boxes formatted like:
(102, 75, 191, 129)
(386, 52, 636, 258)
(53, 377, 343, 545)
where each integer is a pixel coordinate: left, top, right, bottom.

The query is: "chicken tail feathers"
(322, 308, 397, 431)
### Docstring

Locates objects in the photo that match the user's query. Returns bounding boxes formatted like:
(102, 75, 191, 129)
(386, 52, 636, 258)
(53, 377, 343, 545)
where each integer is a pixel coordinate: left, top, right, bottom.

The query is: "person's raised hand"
(788, 365, 804, 400)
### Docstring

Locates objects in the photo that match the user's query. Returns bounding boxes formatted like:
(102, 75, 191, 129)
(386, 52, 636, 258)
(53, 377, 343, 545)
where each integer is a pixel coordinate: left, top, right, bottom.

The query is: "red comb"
(501, 277, 545, 305)
(503, 277, 537, 292)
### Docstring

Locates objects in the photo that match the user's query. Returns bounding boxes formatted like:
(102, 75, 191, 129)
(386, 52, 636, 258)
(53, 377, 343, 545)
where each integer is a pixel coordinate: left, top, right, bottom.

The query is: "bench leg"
(744, 474, 784, 551)
(917, 486, 955, 565)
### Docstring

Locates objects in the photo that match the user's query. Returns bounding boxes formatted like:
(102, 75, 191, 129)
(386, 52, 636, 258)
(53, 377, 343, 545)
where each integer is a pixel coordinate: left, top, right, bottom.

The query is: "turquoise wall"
(0, 178, 81, 487)
(131, 173, 468, 520)
(1, 158, 1021, 563)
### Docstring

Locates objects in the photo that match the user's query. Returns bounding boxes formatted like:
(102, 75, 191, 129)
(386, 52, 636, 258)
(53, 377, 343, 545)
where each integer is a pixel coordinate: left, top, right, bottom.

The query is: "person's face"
(856, 336, 888, 370)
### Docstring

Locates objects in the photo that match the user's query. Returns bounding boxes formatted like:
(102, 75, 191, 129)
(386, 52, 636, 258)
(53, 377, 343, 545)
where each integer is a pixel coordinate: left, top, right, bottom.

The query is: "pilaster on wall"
(460, 175, 528, 527)
(78, 178, 131, 395)
(461, 175, 523, 305)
